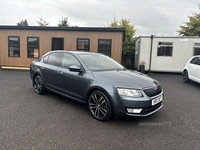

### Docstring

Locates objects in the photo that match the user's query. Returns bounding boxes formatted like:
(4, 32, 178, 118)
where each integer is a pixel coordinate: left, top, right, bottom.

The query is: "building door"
(52, 38, 64, 50)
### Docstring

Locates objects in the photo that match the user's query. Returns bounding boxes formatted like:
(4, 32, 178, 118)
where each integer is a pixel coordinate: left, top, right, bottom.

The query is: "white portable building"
(134, 36, 200, 73)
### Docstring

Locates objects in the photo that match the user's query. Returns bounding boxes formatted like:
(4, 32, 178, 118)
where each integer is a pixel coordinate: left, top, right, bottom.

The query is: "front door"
(58, 53, 86, 101)
(52, 38, 64, 50)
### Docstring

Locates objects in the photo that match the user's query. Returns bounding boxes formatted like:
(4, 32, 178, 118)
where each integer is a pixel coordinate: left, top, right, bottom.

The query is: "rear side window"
(46, 53, 62, 66)
(43, 55, 49, 63)
(190, 57, 200, 65)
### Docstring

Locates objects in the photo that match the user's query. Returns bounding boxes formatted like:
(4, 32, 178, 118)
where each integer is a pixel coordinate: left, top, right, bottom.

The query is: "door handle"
(57, 71, 63, 75)
(41, 67, 45, 70)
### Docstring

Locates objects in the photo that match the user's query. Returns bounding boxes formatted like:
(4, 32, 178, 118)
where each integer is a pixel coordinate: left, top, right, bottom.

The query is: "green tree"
(17, 19, 29, 26)
(109, 18, 136, 54)
(58, 16, 70, 27)
(178, 12, 200, 36)
(36, 17, 49, 27)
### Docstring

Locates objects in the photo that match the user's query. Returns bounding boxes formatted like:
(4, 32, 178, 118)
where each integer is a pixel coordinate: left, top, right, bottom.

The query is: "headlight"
(117, 88, 143, 97)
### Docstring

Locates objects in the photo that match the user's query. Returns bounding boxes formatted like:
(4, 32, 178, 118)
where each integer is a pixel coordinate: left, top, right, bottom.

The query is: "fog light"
(127, 108, 142, 113)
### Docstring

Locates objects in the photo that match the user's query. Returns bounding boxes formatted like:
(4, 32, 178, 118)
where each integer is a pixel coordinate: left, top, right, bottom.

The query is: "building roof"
(0, 25, 124, 31)
(137, 35, 200, 39)
(0, 25, 126, 41)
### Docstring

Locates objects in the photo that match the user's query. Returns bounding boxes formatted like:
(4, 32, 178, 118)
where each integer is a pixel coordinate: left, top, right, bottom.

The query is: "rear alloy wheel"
(182, 70, 191, 83)
(33, 75, 45, 94)
(88, 91, 112, 121)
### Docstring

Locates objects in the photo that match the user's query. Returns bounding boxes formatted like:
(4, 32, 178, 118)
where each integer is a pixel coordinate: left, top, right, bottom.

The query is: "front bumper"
(113, 92, 164, 117)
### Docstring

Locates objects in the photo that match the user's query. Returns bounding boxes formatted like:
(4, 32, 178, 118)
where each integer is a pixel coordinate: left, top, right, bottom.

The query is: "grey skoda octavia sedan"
(30, 51, 163, 121)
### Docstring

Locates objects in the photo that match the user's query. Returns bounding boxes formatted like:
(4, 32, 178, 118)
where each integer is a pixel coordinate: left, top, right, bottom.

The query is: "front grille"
(143, 85, 162, 97)
(140, 102, 162, 114)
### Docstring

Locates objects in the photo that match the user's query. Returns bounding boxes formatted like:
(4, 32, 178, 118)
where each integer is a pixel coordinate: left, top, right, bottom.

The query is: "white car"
(182, 55, 200, 83)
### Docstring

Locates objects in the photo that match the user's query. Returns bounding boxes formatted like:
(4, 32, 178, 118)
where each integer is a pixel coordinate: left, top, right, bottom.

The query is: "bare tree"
(36, 17, 49, 27)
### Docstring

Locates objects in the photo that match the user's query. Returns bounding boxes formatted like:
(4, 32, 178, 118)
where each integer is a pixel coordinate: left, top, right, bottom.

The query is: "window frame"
(98, 39, 112, 57)
(27, 37, 39, 58)
(157, 42, 173, 57)
(8, 36, 20, 57)
(77, 38, 90, 51)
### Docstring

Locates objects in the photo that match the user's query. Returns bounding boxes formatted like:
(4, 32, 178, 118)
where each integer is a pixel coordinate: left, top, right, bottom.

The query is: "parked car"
(182, 55, 200, 83)
(30, 51, 164, 121)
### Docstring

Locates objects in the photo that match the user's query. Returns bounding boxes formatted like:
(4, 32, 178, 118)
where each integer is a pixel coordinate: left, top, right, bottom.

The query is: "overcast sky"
(0, 0, 199, 36)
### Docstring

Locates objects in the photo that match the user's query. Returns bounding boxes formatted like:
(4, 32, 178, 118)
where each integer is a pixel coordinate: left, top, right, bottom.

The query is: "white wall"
(135, 36, 200, 72)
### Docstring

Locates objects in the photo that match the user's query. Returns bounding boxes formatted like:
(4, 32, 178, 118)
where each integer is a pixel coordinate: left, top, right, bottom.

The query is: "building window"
(8, 36, 20, 57)
(157, 42, 173, 56)
(77, 38, 90, 51)
(28, 37, 39, 58)
(194, 43, 200, 55)
(98, 39, 112, 56)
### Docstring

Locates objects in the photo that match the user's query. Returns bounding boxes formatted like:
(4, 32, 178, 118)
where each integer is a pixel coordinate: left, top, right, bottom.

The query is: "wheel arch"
(183, 69, 190, 77)
(32, 72, 43, 86)
(85, 86, 115, 112)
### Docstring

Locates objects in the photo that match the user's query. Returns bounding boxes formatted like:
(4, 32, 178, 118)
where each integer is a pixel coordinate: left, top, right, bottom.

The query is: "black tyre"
(88, 91, 112, 121)
(182, 70, 191, 83)
(33, 75, 45, 94)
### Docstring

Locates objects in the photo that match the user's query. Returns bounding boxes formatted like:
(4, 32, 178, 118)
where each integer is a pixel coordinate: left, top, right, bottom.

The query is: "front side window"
(190, 57, 200, 65)
(61, 53, 81, 69)
(77, 39, 90, 51)
(47, 52, 62, 66)
(157, 42, 173, 56)
(28, 37, 39, 58)
(8, 36, 20, 57)
(193, 43, 200, 55)
(98, 39, 112, 57)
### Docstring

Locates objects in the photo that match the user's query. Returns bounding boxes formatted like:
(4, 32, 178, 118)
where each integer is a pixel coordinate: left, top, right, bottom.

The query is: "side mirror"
(69, 65, 83, 72)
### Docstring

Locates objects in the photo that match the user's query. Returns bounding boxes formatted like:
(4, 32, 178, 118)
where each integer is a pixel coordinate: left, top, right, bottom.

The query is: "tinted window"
(47, 53, 62, 66)
(190, 57, 200, 65)
(8, 36, 20, 57)
(98, 39, 111, 57)
(61, 53, 81, 69)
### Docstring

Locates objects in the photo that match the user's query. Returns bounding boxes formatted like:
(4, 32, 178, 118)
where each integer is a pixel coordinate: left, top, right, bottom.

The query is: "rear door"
(41, 52, 63, 91)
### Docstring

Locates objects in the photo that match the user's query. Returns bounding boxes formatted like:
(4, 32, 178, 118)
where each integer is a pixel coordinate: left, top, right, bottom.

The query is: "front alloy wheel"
(33, 75, 45, 94)
(88, 91, 112, 121)
(182, 70, 191, 83)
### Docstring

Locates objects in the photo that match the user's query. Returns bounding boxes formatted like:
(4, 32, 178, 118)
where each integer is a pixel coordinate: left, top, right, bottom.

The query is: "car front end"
(115, 85, 163, 117)
(92, 70, 164, 118)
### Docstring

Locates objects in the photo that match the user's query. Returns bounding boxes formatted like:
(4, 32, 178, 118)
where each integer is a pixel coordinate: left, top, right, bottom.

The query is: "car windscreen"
(78, 54, 124, 71)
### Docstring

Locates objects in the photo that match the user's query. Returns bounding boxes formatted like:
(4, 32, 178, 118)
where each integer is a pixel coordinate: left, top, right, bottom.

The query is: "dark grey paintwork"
(30, 51, 163, 118)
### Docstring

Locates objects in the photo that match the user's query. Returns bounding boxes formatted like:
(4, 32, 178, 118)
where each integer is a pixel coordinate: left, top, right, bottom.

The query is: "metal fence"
(122, 53, 134, 69)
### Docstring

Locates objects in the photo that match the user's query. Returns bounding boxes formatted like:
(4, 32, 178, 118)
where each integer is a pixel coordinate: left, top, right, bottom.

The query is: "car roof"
(192, 55, 200, 57)
(45, 50, 99, 55)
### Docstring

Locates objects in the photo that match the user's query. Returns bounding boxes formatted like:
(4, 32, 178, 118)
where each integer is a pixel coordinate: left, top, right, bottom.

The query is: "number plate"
(152, 95, 163, 106)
